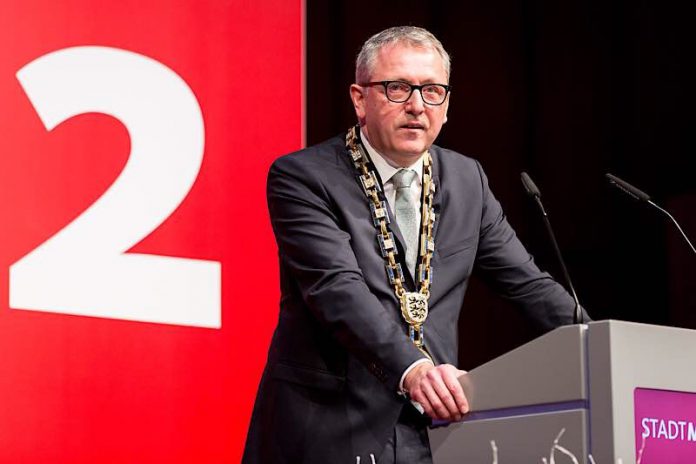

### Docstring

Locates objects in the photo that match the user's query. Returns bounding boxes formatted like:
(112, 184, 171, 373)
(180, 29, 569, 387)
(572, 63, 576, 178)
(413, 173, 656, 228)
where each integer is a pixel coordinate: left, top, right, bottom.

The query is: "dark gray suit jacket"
(242, 134, 579, 463)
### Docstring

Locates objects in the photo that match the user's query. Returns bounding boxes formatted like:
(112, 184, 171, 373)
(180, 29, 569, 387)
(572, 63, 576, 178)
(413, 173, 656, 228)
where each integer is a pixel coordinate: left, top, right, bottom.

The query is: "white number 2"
(10, 46, 221, 328)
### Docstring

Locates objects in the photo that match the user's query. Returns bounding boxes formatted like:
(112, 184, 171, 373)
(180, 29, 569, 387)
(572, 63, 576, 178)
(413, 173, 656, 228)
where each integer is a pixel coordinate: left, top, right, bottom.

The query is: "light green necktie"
(392, 169, 419, 278)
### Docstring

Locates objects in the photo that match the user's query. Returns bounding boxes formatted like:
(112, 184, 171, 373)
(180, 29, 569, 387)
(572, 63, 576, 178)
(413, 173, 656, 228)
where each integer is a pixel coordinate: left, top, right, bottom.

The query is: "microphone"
(521, 171, 541, 198)
(606, 173, 696, 255)
(606, 173, 651, 202)
(521, 172, 584, 324)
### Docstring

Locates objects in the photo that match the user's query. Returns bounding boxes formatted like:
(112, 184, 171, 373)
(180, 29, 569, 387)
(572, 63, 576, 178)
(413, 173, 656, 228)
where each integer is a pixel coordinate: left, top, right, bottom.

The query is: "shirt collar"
(360, 129, 424, 186)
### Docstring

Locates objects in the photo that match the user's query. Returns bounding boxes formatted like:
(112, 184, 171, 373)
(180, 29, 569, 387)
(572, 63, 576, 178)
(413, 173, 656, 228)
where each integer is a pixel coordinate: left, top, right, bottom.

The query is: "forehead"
(371, 44, 447, 83)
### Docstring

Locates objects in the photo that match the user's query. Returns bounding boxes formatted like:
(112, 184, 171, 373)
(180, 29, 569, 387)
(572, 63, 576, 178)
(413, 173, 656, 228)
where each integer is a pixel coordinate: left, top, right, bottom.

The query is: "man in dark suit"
(243, 26, 586, 463)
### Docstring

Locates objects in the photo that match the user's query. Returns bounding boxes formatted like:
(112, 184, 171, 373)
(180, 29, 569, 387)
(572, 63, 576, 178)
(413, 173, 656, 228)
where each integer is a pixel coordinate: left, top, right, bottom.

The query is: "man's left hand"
(403, 363, 469, 421)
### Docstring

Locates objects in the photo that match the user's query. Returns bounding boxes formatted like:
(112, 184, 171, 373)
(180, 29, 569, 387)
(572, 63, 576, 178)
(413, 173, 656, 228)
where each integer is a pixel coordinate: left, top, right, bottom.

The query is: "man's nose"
(405, 88, 426, 113)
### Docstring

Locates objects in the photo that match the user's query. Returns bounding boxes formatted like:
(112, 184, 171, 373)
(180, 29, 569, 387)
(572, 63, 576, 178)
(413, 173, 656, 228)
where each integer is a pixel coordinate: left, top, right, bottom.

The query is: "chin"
(395, 144, 427, 158)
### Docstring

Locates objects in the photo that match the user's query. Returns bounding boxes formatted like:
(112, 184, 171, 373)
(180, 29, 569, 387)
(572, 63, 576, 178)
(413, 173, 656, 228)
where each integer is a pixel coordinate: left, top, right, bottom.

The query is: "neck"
(359, 129, 424, 168)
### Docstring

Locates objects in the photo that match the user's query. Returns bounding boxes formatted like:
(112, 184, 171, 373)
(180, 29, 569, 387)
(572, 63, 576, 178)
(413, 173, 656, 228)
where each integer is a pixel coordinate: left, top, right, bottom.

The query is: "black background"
(306, 0, 696, 369)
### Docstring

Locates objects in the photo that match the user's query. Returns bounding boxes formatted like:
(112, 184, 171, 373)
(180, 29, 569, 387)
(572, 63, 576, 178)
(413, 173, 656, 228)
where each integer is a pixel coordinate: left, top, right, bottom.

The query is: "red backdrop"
(0, 1, 303, 462)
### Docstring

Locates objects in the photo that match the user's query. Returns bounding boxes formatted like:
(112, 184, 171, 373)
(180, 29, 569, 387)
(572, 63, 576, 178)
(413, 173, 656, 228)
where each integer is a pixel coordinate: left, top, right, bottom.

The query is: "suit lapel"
(430, 149, 443, 242)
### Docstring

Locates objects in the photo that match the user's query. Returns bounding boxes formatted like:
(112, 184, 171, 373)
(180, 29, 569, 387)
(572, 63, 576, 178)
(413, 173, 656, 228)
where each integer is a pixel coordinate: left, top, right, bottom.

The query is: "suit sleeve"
(473, 161, 590, 330)
(267, 154, 426, 391)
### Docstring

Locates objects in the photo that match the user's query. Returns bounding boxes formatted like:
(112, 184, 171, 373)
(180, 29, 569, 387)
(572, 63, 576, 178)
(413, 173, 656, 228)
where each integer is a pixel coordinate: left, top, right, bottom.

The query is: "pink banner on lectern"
(634, 388, 696, 463)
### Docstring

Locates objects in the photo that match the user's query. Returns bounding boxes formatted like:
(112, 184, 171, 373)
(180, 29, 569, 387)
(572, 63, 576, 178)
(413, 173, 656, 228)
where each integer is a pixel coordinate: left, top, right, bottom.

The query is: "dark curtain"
(306, 0, 696, 368)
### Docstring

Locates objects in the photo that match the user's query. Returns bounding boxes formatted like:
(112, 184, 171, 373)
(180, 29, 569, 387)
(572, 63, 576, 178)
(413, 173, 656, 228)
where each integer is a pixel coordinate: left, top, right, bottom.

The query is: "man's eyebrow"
(386, 78, 447, 84)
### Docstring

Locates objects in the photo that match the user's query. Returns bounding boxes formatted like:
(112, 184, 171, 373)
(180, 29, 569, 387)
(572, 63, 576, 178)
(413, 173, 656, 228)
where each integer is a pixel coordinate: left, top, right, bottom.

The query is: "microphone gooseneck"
(520, 172, 584, 325)
(606, 173, 696, 255)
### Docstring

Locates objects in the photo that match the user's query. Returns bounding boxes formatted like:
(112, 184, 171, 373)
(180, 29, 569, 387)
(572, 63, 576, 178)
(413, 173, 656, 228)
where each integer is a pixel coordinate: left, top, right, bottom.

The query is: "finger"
(440, 367, 469, 414)
(420, 377, 452, 420)
(409, 387, 435, 418)
(427, 369, 461, 420)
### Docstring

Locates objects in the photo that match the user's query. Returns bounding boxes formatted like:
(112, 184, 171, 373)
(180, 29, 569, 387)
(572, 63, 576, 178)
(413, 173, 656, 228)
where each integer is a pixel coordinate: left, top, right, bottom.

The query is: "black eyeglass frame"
(360, 80, 451, 106)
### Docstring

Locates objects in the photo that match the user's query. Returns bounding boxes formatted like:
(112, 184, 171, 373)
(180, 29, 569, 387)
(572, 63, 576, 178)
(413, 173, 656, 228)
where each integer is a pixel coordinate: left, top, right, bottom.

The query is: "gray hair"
(355, 26, 451, 83)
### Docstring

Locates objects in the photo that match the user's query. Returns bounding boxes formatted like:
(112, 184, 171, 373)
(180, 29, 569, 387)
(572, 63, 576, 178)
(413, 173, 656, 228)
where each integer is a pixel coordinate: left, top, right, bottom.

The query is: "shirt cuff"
(398, 358, 434, 395)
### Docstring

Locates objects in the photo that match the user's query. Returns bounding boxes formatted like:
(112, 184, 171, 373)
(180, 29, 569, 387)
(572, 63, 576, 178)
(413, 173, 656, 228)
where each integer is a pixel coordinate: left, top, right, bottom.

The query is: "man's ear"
(349, 84, 366, 123)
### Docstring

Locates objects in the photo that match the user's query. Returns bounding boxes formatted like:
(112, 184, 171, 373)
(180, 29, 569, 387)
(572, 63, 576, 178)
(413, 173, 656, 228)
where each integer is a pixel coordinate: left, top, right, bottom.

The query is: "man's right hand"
(403, 363, 469, 421)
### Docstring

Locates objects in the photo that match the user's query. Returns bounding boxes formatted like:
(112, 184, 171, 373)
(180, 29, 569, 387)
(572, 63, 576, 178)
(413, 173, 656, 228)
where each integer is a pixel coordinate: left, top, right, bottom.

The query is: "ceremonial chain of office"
(345, 125, 436, 359)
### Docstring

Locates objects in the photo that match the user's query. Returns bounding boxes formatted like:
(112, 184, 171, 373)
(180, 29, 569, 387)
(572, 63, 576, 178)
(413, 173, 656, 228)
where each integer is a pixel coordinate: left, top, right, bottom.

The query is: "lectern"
(429, 320, 696, 464)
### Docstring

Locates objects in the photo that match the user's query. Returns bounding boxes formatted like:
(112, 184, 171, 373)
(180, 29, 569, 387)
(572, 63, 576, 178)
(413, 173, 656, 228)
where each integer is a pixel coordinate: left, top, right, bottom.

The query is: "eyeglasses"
(360, 80, 451, 106)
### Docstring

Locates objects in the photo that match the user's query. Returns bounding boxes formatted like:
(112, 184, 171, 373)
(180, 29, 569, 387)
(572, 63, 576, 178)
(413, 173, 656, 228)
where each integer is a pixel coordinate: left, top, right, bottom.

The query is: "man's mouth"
(401, 122, 425, 130)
